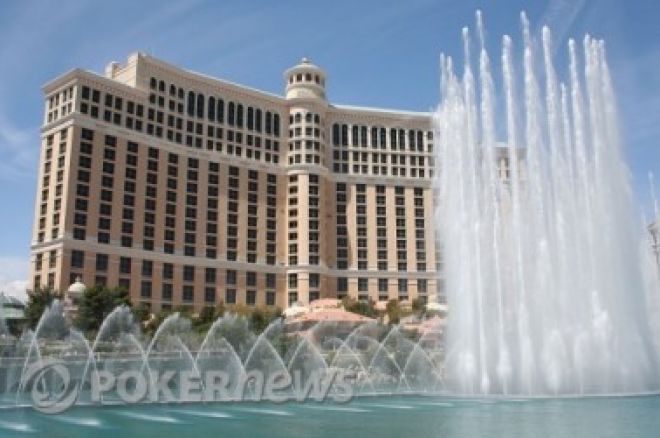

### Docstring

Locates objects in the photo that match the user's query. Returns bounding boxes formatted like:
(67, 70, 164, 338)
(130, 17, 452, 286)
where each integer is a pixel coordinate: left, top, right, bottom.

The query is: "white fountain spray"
(436, 11, 660, 395)
(650, 172, 659, 221)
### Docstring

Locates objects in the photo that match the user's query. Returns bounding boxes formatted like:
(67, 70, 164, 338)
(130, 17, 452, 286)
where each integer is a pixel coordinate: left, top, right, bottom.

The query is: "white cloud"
(0, 256, 29, 302)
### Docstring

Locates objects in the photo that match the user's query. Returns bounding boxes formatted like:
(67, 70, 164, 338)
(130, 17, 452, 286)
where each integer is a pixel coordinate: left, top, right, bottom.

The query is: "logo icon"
(20, 359, 78, 414)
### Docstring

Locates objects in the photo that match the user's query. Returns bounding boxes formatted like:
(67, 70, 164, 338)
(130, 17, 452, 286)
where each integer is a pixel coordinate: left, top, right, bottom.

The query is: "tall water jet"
(79, 306, 146, 404)
(195, 315, 248, 400)
(650, 172, 659, 221)
(437, 11, 660, 395)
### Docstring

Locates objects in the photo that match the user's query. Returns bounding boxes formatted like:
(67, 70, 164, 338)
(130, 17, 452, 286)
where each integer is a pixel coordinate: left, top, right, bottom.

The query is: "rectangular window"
(226, 270, 236, 285)
(205, 287, 215, 303)
(183, 265, 195, 282)
(226, 289, 236, 304)
(266, 273, 276, 288)
(205, 268, 216, 283)
(141, 260, 153, 277)
(288, 273, 298, 288)
(379, 278, 389, 292)
(183, 285, 194, 302)
(71, 250, 84, 268)
(246, 271, 257, 287)
(162, 283, 173, 301)
(163, 263, 173, 279)
(119, 257, 131, 274)
(141, 281, 152, 298)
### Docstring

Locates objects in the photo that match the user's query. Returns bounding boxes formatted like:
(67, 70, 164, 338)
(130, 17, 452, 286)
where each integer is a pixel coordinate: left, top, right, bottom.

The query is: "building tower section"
(283, 59, 330, 306)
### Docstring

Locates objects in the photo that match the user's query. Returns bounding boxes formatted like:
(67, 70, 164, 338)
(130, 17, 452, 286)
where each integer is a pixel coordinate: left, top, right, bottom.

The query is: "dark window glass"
(196, 94, 204, 118)
(228, 102, 235, 126)
(71, 250, 84, 268)
(119, 257, 131, 274)
(187, 91, 195, 116)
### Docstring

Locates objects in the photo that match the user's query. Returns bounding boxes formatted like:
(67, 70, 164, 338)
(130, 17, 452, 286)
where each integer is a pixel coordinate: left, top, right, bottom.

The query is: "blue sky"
(0, 0, 658, 299)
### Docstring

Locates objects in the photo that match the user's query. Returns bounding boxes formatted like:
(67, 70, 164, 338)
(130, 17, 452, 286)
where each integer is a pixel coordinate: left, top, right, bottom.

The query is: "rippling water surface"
(0, 395, 658, 437)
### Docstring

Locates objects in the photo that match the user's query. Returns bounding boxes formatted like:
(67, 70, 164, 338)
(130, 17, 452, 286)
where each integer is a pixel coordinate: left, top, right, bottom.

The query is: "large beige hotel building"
(29, 53, 440, 312)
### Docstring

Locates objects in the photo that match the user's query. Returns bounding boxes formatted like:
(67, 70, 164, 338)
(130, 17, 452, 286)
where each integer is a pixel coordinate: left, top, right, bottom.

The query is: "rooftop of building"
(42, 52, 432, 120)
(0, 293, 24, 308)
(0, 293, 25, 320)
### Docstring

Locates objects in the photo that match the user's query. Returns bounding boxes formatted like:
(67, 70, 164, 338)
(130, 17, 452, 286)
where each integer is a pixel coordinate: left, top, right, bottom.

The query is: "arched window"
(341, 125, 348, 146)
(305, 113, 312, 123)
(247, 107, 254, 130)
(187, 91, 196, 117)
(296, 74, 302, 82)
(255, 109, 262, 132)
(217, 99, 224, 123)
(228, 102, 235, 126)
(178, 88, 184, 99)
(169, 85, 176, 96)
(150, 77, 157, 89)
(332, 124, 340, 146)
(390, 128, 397, 148)
(265, 111, 272, 134)
(196, 94, 205, 118)
(208, 97, 216, 122)
(314, 114, 320, 124)
(294, 113, 301, 123)
(236, 104, 244, 127)
(305, 73, 312, 81)
(158, 80, 165, 92)
(273, 114, 280, 137)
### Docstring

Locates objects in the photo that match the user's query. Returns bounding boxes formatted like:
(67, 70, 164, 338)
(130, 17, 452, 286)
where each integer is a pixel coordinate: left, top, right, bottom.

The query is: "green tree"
(191, 306, 217, 334)
(74, 285, 131, 333)
(214, 301, 226, 319)
(249, 306, 282, 334)
(24, 286, 61, 330)
(144, 308, 173, 337)
(342, 297, 378, 318)
(133, 302, 152, 324)
(197, 306, 216, 324)
(411, 297, 425, 316)
(386, 299, 402, 325)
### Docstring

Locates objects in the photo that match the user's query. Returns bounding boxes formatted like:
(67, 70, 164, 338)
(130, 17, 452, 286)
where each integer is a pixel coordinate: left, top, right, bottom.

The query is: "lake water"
(0, 394, 658, 437)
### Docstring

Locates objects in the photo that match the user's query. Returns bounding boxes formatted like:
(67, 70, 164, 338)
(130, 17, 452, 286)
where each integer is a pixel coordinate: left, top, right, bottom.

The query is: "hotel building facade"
(29, 53, 440, 312)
